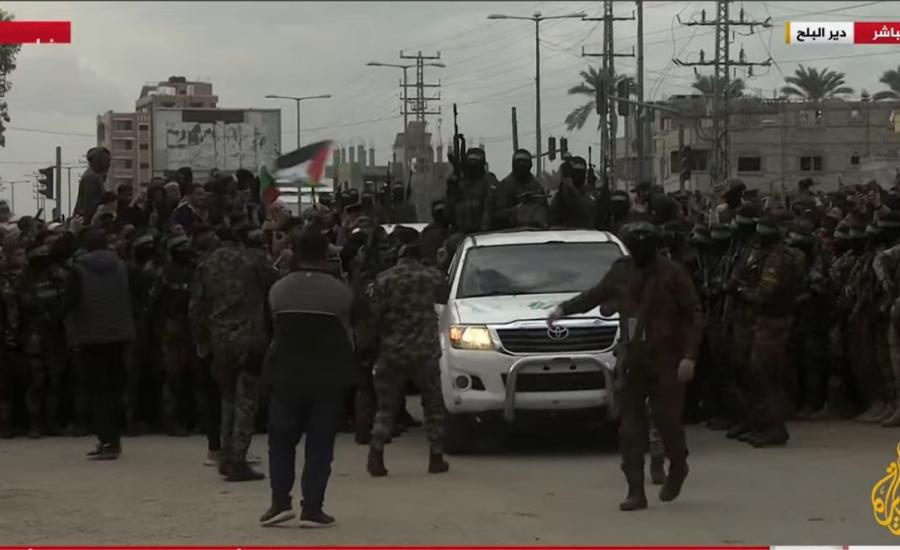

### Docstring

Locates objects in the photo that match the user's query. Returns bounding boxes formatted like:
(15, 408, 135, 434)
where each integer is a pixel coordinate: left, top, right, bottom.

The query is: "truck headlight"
(449, 325, 494, 351)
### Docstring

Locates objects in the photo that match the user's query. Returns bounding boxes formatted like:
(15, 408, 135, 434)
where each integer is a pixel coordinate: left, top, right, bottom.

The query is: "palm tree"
(690, 74, 745, 97)
(780, 65, 853, 101)
(564, 66, 634, 131)
(873, 65, 900, 101)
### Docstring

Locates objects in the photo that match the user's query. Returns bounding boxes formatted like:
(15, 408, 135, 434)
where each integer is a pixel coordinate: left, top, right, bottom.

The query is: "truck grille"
(502, 371, 606, 392)
(496, 326, 617, 353)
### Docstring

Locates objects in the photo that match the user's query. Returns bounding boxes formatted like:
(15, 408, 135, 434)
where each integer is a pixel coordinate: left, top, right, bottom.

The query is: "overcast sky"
(1, 1, 898, 215)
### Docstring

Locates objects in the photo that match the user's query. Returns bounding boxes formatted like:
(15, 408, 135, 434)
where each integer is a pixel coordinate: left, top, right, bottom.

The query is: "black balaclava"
(621, 222, 659, 268)
(610, 191, 630, 219)
(709, 224, 734, 254)
(849, 228, 866, 253)
(463, 148, 487, 180)
(432, 200, 450, 228)
(170, 244, 192, 265)
(569, 156, 587, 188)
(833, 227, 850, 255)
(361, 191, 375, 208)
(318, 192, 334, 208)
(725, 190, 743, 210)
(756, 217, 782, 247)
(512, 149, 533, 182)
(391, 185, 406, 203)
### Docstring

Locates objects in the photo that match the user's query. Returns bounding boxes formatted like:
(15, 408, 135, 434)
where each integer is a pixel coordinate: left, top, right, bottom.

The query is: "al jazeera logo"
(872, 443, 900, 535)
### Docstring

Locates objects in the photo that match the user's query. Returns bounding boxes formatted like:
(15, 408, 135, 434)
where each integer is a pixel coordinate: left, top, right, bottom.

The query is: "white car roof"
(465, 229, 623, 248)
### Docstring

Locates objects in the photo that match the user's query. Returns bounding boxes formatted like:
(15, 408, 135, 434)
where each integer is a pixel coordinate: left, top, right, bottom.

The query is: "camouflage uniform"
(369, 257, 447, 454)
(124, 234, 161, 432)
(20, 245, 68, 436)
(847, 226, 884, 418)
(445, 148, 497, 235)
(190, 240, 277, 468)
(723, 210, 762, 433)
(156, 235, 196, 435)
(786, 225, 830, 418)
(700, 224, 735, 428)
(740, 220, 804, 446)
(0, 259, 20, 437)
(820, 227, 862, 419)
(871, 213, 900, 425)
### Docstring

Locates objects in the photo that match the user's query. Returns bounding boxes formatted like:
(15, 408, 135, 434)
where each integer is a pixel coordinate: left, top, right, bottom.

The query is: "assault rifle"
(449, 103, 466, 181)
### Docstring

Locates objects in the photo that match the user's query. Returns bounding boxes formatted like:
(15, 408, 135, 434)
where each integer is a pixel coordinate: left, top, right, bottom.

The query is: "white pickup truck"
(438, 229, 626, 452)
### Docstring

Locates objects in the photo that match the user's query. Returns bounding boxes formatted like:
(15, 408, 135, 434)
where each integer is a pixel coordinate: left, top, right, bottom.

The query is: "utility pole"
(67, 166, 72, 217)
(674, 1, 771, 187)
(635, 0, 647, 182)
(583, 1, 634, 189)
(488, 11, 586, 177)
(399, 51, 443, 125)
(54, 146, 62, 220)
(511, 107, 519, 152)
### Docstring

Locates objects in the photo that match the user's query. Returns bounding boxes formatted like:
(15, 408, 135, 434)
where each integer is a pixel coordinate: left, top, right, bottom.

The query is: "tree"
(690, 74, 745, 97)
(780, 65, 853, 102)
(0, 10, 21, 148)
(563, 66, 634, 131)
(873, 65, 900, 101)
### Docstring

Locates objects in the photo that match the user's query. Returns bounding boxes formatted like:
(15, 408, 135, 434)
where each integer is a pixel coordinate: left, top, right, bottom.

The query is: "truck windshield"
(457, 242, 623, 299)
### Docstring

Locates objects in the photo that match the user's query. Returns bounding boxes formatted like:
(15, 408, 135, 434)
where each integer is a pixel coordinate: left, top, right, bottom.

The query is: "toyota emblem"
(547, 325, 569, 340)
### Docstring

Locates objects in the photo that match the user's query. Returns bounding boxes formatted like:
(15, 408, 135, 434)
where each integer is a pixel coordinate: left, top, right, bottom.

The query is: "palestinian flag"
(258, 165, 280, 206)
(273, 140, 332, 185)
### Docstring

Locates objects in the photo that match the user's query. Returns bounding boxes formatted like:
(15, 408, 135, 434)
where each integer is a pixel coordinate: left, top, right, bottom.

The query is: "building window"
(140, 162, 150, 169)
(113, 120, 133, 132)
(800, 155, 823, 171)
(115, 159, 133, 170)
(851, 153, 860, 166)
(139, 143, 149, 150)
(115, 139, 133, 151)
(738, 156, 762, 172)
(669, 151, 679, 175)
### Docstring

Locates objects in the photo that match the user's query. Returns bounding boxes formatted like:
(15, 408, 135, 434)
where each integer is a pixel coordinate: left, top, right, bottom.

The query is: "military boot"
(428, 450, 449, 474)
(224, 461, 265, 482)
(367, 448, 387, 477)
(857, 399, 887, 422)
(619, 472, 648, 512)
(649, 455, 666, 485)
(738, 424, 766, 443)
(659, 462, 689, 502)
(0, 402, 13, 439)
(749, 424, 789, 448)
(726, 420, 756, 439)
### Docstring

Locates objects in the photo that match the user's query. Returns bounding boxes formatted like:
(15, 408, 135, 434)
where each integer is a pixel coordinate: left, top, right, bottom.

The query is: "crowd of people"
(2, 140, 900, 519)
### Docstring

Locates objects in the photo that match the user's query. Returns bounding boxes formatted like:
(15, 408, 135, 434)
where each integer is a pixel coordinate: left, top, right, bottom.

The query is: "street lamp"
(264, 93, 332, 150)
(487, 11, 586, 175)
(366, 61, 446, 133)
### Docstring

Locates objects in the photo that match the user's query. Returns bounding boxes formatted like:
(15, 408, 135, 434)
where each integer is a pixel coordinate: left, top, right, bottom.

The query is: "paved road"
(0, 417, 897, 545)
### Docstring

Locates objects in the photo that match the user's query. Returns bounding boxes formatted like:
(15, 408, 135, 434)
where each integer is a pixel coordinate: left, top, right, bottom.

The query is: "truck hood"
(452, 293, 613, 325)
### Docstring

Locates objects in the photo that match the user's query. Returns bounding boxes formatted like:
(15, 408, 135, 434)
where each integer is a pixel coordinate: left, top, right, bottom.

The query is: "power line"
(8, 126, 94, 138)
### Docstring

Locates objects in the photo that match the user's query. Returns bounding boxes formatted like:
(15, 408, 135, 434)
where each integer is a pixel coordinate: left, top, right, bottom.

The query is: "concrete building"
(619, 95, 900, 194)
(135, 76, 218, 112)
(150, 108, 280, 182)
(96, 110, 151, 191)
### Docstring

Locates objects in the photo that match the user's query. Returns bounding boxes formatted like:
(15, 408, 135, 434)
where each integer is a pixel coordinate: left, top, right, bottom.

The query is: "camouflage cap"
(26, 243, 50, 260)
(167, 234, 190, 251)
(735, 203, 762, 226)
(755, 216, 781, 236)
(877, 210, 900, 229)
(689, 225, 711, 245)
(619, 221, 660, 239)
(611, 190, 629, 203)
(709, 223, 734, 240)
(131, 233, 155, 249)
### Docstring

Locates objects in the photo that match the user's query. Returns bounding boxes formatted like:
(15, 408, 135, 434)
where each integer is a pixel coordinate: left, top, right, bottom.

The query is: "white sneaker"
(203, 450, 220, 467)
(246, 452, 262, 465)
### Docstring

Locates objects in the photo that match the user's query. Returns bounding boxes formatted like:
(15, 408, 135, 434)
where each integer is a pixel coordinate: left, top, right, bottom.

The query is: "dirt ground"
(0, 418, 897, 545)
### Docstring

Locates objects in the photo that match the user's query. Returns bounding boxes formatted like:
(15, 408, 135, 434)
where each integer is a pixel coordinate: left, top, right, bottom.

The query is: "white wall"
(152, 108, 281, 180)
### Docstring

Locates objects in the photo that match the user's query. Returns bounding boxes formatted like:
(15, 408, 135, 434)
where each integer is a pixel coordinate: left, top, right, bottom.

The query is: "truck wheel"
(444, 413, 473, 455)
